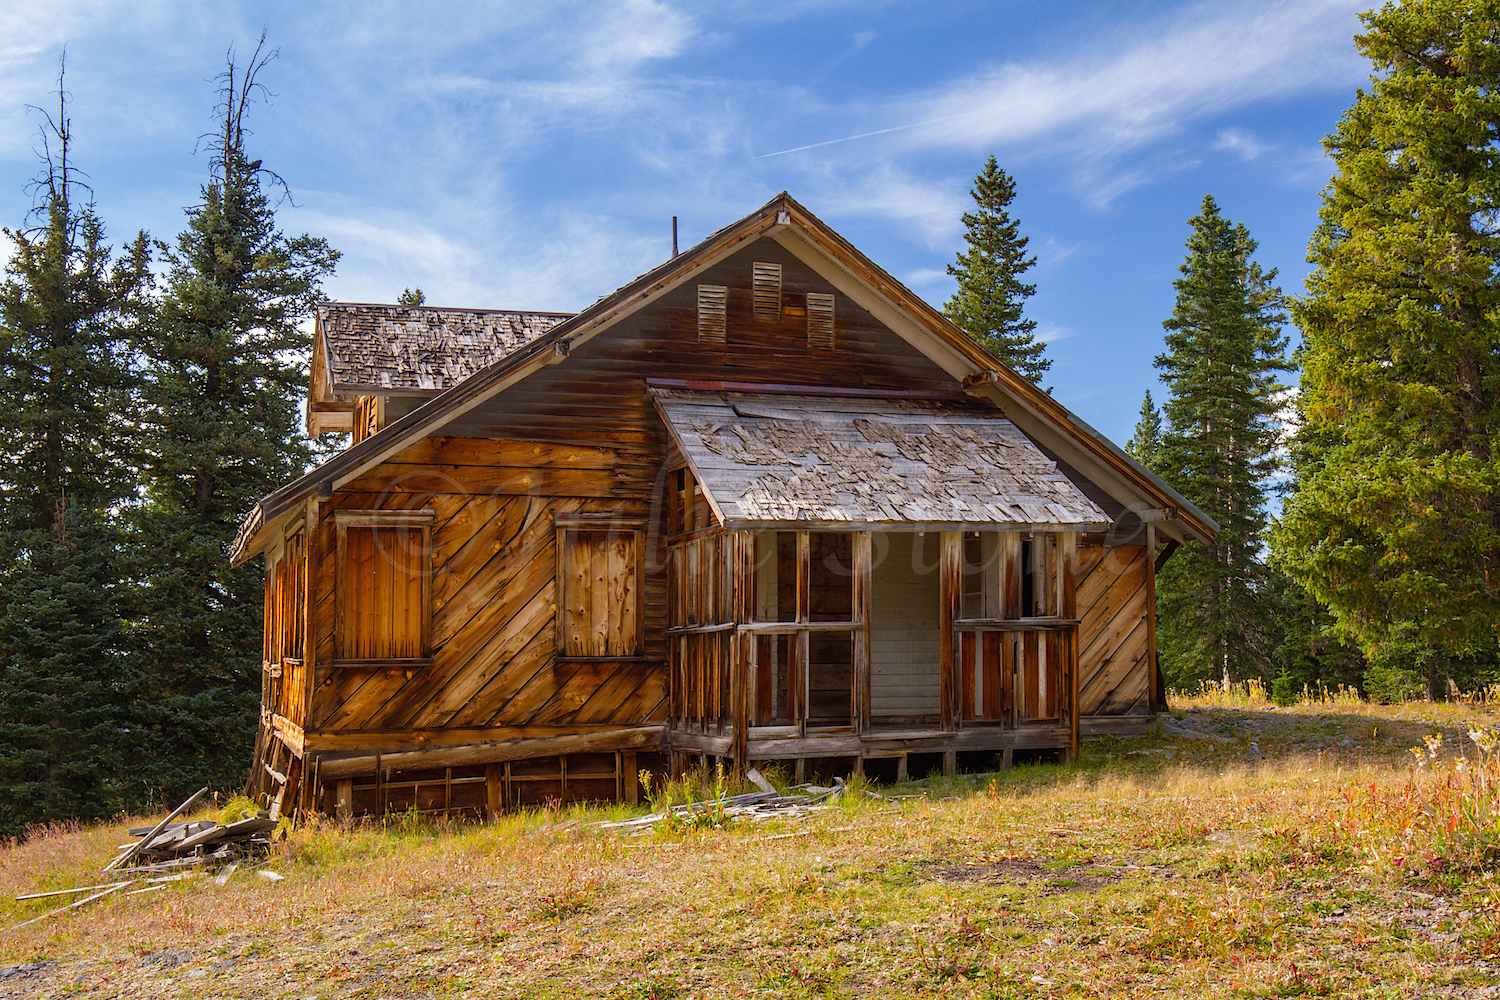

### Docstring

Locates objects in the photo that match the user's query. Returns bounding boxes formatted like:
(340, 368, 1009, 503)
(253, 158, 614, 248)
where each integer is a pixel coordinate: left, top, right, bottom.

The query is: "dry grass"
(3, 704, 1500, 997)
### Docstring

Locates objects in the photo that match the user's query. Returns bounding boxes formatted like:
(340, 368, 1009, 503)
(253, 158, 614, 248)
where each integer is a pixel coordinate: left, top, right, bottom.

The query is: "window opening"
(335, 510, 433, 664)
(557, 520, 644, 658)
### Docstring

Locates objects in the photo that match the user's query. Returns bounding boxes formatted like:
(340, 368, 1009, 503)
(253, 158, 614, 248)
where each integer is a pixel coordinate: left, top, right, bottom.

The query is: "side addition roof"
(653, 388, 1111, 532)
(318, 303, 574, 395)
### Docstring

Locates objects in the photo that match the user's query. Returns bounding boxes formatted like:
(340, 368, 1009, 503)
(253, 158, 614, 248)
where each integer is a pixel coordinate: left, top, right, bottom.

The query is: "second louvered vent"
(806, 293, 835, 350)
(752, 262, 782, 321)
(697, 285, 727, 344)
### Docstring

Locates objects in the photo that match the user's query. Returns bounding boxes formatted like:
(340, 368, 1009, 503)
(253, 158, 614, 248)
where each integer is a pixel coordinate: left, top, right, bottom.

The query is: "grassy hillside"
(1, 696, 1499, 998)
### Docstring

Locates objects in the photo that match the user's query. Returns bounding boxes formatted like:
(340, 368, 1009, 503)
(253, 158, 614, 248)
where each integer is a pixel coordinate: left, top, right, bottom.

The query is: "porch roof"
(651, 387, 1113, 532)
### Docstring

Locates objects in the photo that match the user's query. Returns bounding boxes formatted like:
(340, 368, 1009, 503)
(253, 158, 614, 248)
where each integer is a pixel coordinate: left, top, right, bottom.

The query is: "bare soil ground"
(1, 700, 1499, 998)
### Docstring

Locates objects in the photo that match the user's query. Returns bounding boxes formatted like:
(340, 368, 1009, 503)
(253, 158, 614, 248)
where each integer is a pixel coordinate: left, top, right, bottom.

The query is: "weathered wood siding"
(306, 474, 666, 739)
(441, 237, 959, 445)
(283, 236, 1152, 760)
(1077, 544, 1151, 716)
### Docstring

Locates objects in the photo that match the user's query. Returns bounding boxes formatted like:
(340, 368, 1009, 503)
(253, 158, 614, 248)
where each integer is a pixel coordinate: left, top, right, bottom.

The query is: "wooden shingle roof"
(317, 303, 574, 394)
(652, 388, 1112, 530)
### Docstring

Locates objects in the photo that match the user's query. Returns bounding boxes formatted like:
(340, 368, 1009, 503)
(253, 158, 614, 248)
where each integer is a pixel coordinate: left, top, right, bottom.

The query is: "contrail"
(756, 110, 980, 158)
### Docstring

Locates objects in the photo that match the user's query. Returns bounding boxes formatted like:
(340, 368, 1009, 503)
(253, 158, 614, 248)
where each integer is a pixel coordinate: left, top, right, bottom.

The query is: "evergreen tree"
(1274, 0, 1500, 700)
(1126, 390, 1163, 470)
(133, 39, 339, 799)
(944, 155, 1050, 383)
(0, 77, 152, 835)
(1153, 195, 1290, 687)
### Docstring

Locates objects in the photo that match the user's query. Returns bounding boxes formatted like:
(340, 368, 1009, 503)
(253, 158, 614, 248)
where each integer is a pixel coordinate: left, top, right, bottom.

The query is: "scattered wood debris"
(596, 776, 886, 835)
(8, 789, 281, 932)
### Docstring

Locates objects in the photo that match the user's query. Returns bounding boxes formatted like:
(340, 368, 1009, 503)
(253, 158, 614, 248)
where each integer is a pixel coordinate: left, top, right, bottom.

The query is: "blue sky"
(1, 0, 1370, 445)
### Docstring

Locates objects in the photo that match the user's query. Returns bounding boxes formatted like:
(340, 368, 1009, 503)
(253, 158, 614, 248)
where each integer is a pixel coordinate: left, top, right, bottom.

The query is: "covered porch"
(651, 385, 1113, 779)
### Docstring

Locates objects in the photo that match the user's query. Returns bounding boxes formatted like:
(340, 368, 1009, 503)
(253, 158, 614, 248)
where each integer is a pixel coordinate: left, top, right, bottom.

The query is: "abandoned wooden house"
(232, 192, 1216, 818)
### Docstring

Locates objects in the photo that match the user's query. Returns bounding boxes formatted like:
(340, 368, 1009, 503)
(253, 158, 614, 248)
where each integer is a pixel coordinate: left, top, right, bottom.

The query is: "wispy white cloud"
(767, 0, 1363, 187)
(1214, 128, 1270, 161)
(810, 163, 968, 248)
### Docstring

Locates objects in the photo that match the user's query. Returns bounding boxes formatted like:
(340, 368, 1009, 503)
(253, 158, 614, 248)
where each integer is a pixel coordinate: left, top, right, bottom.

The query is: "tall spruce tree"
(1126, 390, 1164, 471)
(1153, 195, 1290, 686)
(944, 155, 1050, 383)
(0, 77, 152, 834)
(134, 39, 339, 798)
(1274, 0, 1500, 700)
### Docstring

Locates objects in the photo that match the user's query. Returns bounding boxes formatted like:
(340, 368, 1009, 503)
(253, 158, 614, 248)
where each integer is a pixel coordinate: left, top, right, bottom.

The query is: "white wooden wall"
(869, 532, 941, 719)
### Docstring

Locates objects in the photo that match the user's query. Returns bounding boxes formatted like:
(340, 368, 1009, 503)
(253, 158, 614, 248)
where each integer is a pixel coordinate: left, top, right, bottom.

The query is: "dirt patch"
(919, 857, 1130, 893)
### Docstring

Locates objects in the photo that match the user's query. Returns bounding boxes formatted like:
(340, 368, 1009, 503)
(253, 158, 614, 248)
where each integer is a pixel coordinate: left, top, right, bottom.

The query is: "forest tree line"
(2, 0, 1495, 835)
(951, 0, 1500, 704)
(0, 44, 337, 836)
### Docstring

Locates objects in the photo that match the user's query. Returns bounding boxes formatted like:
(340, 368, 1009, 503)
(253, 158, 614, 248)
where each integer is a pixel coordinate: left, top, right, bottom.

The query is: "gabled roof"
(233, 191, 1216, 564)
(652, 388, 1110, 531)
(317, 303, 572, 395)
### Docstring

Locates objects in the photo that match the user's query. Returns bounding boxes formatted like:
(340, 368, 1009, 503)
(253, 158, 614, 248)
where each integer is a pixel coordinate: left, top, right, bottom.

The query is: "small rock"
(139, 949, 192, 969)
(0, 962, 55, 982)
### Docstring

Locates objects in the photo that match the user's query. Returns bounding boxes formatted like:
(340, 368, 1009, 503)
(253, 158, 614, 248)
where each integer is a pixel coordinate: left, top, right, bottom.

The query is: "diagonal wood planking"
(312, 484, 665, 736)
(1076, 544, 1151, 717)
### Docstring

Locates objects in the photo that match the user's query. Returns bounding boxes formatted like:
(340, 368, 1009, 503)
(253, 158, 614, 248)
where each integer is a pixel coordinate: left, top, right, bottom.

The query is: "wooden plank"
(433, 496, 534, 614)
(959, 631, 975, 721)
(342, 464, 654, 499)
(852, 531, 871, 734)
(572, 661, 654, 724)
(939, 532, 960, 731)
(1076, 545, 1145, 621)
(378, 584, 555, 730)
(432, 621, 560, 729)
(1078, 555, 1149, 664)
(1060, 533, 1077, 620)
(385, 436, 654, 470)
(1001, 532, 1021, 619)
(1022, 630, 1039, 719)
(982, 630, 1002, 720)
(529, 661, 623, 725)
(305, 723, 640, 753)
(317, 726, 666, 779)
(1145, 523, 1159, 711)
(437, 499, 576, 647)
(1081, 616, 1150, 715)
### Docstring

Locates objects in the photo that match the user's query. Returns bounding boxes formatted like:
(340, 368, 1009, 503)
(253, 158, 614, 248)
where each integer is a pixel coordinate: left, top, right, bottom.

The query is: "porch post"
(733, 530, 751, 771)
(939, 531, 961, 732)
(853, 531, 872, 735)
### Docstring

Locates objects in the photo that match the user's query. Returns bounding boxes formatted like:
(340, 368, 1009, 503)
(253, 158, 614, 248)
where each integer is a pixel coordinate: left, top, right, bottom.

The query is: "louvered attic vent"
(806, 293, 835, 350)
(752, 262, 781, 321)
(697, 285, 727, 344)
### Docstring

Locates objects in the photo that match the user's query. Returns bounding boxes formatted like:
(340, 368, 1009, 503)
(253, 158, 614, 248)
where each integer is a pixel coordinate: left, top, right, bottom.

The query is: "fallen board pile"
(7, 788, 282, 932)
(111, 814, 277, 872)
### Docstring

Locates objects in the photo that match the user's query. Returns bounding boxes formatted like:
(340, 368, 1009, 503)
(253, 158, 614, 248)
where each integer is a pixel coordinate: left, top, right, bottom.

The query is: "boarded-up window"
(335, 510, 433, 663)
(806, 292, 835, 350)
(557, 517, 644, 658)
(697, 285, 727, 344)
(752, 262, 781, 321)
